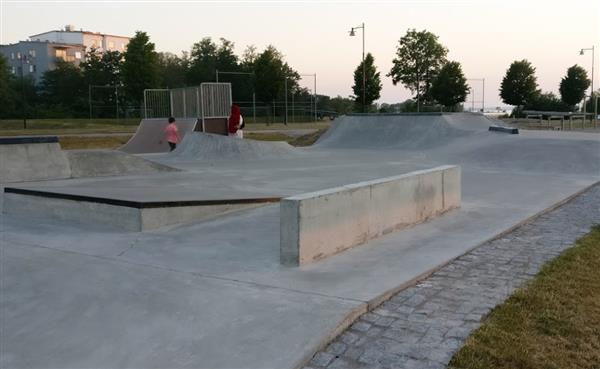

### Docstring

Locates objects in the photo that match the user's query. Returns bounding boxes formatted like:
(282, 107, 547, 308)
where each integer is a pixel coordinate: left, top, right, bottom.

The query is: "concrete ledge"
(280, 166, 461, 266)
(489, 125, 519, 134)
(3, 190, 280, 231)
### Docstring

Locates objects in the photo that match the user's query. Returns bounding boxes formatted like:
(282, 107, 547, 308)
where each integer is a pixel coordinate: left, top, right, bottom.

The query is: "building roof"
(29, 29, 130, 40)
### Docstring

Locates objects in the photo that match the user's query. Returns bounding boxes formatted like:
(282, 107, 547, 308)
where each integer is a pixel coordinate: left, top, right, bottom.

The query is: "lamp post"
(580, 46, 595, 124)
(20, 54, 29, 129)
(300, 73, 317, 121)
(349, 22, 365, 113)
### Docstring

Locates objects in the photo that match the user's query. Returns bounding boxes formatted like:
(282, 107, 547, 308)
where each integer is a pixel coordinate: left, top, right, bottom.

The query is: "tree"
(0, 54, 16, 118)
(121, 31, 160, 104)
(388, 29, 448, 109)
(559, 65, 590, 107)
(187, 37, 217, 85)
(157, 51, 189, 88)
(328, 95, 355, 115)
(81, 48, 122, 87)
(254, 45, 299, 104)
(430, 61, 469, 110)
(525, 91, 570, 112)
(38, 60, 86, 116)
(352, 52, 382, 112)
(500, 59, 537, 110)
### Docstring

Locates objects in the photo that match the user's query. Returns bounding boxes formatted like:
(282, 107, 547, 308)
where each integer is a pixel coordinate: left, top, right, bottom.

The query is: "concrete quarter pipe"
(119, 118, 199, 154)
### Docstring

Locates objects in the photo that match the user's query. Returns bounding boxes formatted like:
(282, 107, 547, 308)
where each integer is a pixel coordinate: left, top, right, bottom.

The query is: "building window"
(29, 65, 36, 73)
(29, 49, 36, 57)
(10, 52, 15, 59)
(121, 43, 126, 50)
(108, 41, 115, 50)
(55, 49, 66, 59)
(75, 51, 82, 59)
(16, 52, 21, 59)
(11, 66, 16, 74)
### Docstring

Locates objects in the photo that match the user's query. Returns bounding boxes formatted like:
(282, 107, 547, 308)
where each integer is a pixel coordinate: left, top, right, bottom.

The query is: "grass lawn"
(448, 225, 600, 369)
(59, 135, 132, 150)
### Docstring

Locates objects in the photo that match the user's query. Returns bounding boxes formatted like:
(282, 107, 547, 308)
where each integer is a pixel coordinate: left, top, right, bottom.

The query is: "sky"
(1, 0, 599, 108)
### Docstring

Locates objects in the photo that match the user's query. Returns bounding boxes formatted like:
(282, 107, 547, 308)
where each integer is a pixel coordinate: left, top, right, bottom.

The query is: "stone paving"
(304, 184, 600, 369)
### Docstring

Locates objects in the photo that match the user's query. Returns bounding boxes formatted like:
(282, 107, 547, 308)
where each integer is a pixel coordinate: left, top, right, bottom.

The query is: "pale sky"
(1, 0, 599, 108)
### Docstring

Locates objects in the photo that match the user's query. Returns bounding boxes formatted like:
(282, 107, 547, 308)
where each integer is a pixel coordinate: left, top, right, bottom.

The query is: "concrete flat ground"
(2, 114, 599, 369)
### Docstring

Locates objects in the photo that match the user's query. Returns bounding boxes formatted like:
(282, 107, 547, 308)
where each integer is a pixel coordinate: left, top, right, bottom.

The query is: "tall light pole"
(349, 22, 365, 113)
(20, 54, 29, 129)
(300, 73, 317, 121)
(580, 46, 595, 122)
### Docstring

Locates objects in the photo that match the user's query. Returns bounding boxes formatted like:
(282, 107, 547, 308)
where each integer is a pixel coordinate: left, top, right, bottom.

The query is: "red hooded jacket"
(228, 105, 241, 134)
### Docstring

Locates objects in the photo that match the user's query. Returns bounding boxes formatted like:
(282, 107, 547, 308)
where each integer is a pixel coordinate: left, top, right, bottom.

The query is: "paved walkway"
(305, 184, 600, 369)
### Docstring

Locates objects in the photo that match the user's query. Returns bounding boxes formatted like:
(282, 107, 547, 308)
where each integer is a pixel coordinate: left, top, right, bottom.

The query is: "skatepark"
(1, 82, 599, 368)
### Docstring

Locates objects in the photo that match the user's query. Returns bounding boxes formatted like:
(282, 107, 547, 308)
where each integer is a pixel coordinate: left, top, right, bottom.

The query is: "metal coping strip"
(4, 187, 281, 209)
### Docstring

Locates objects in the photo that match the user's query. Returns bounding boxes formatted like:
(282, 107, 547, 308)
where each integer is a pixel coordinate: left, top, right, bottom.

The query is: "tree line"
(0, 28, 595, 119)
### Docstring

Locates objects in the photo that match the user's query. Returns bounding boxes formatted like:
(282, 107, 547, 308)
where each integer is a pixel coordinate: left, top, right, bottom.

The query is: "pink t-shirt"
(164, 123, 179, 143)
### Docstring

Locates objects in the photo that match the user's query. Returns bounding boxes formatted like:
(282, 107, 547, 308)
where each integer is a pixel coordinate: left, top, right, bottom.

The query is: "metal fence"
(143, 83, 232, 119)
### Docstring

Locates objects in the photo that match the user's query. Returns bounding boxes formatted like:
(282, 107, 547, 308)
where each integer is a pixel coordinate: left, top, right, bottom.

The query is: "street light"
(300, 73, 317, 121)
(349, 22, 365, 113)
(580, 46, 595, 123)
(19, 54, 29, 129)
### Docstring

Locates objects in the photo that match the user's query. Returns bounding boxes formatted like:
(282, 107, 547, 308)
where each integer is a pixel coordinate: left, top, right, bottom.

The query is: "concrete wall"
(280, 166, 461, 266)
(0, 142, 71, 183)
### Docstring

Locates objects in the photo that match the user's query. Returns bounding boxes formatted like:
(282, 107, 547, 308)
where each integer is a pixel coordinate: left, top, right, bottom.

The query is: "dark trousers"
(168, 142, 176, 151)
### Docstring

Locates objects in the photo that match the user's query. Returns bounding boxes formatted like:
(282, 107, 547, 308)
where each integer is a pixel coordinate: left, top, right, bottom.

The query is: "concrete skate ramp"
(0, 136, 71, 183)
(66, 150, 179, 178)
(119, 118, 198, 154)
(170, 132, 302, 160)
(315, 113, 492, 149)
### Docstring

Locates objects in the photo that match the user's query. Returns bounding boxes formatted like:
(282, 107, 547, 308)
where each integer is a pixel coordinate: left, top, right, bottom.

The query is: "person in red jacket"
(228, 105, 244, 138)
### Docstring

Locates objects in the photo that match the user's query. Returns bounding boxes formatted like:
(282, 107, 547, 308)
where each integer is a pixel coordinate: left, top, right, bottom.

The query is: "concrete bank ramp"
(170, 132, 302, 160)
(315, 113, 491, 149)
(66, 150, 179, 178)
(1, 137, 71, 183)
(120, 118, 198, 154)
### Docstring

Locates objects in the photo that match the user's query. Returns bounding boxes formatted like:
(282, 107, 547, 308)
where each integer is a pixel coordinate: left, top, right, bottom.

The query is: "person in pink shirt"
(164, 117, 181, 151)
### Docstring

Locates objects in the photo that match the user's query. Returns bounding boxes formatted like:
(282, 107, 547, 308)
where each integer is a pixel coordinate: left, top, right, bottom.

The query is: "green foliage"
(525, 91, 571, 112)
(559, 65, 590, 106)
(584, 89, 599, 112)
(0, 54, 16, 118)
(157, 51, 189, 88)
(500, 59, 538, 107)
(352, 53, 382, 112)
(430, 61, 469, 110)
(121, 31, 160, 104)
(323, 95, 354, 115)
(38, 60, 86, 117)
(81, 48, 122, 87)
(253, 45, 299, 105)
(388, 29, 448, 105)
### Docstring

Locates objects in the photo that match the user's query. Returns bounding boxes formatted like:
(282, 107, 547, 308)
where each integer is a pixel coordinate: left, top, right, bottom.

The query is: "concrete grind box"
(280, 165, 461, 266)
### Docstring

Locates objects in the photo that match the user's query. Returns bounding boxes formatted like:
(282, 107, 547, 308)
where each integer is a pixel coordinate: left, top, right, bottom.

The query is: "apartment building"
(0, 25, 130, 82)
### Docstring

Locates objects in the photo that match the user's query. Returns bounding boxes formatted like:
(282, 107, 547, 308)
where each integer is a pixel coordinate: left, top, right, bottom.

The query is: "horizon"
(1, 0, 598, 108)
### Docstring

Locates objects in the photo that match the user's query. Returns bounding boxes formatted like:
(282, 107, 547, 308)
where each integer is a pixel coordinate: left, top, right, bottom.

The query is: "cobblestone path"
(304, 184, 600, 369)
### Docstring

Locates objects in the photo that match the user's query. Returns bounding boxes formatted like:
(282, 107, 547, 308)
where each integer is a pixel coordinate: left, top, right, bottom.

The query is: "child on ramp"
(164, 117, 181, 151)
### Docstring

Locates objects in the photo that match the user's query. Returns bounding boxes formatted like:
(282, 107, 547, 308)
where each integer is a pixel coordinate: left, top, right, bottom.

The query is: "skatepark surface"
(2, 113, 599, 369)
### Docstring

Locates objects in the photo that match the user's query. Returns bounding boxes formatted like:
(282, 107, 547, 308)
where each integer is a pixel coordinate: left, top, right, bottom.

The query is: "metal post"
(362, 22, 365, 113)
(143, 90, 147, 119)
(89, 84, 92, 120)
(592, 46, 595, 125)
(216, 69, 219, 83)
(314, 73, 317, 121)
(482, 78, 485, 112)
(20, 56, 27, 129)
(471, 88, 475, 111)
(115, 86, 119, 120)
(252, 92, 256, 123)
(284, 78, 288, 125)
(291, 91, 295, 123)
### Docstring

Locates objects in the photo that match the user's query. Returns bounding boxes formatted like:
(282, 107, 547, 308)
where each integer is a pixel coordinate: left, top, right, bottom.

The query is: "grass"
(0, 119, 331, 136)
(448, 225, 600, 369)
(58, 135, 132, 150)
